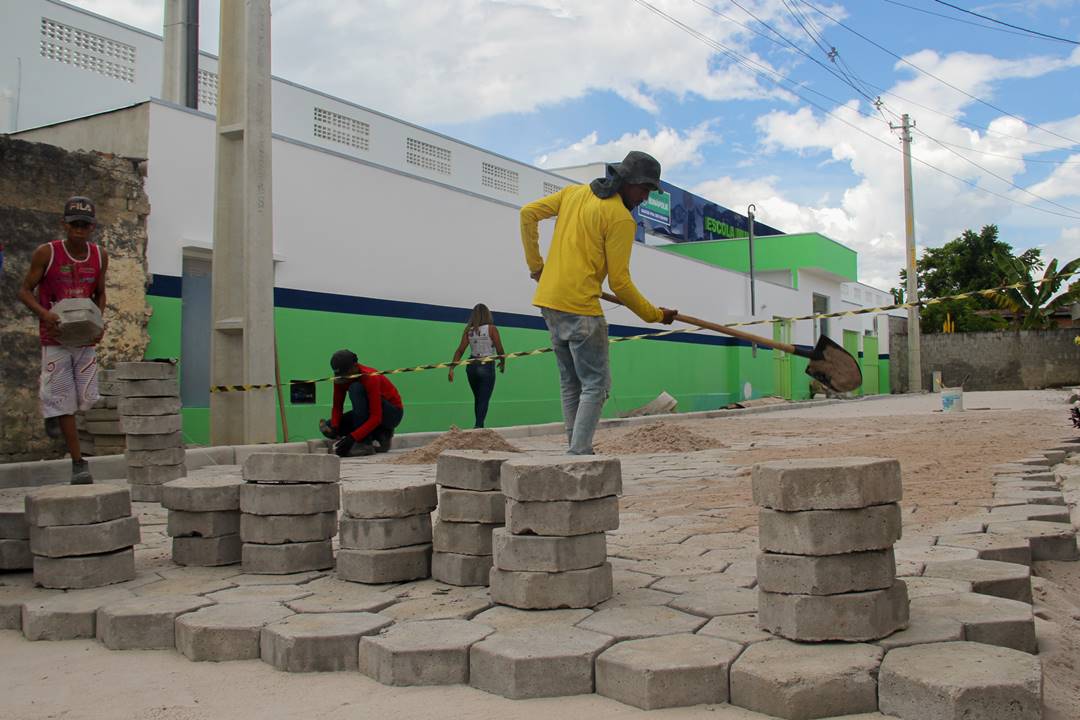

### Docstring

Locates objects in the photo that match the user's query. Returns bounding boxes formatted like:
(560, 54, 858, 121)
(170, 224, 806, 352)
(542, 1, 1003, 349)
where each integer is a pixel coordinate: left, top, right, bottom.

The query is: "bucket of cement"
(941, 386, 963, 413)
(53, 298, 103, 346)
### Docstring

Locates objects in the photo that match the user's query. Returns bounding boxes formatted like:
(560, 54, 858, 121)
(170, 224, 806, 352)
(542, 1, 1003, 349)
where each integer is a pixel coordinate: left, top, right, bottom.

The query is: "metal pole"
(747, 204, 756, 316)
(898, 113, 922, 392)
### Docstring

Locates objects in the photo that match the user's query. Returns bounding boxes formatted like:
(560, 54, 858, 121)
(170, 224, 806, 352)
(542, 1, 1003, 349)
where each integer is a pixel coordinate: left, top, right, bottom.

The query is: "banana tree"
(992, 254, 1080, 330)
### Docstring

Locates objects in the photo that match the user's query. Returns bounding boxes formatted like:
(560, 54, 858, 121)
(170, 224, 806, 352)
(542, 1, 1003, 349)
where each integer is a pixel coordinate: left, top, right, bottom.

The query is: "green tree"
(992, 254, 1080, 329)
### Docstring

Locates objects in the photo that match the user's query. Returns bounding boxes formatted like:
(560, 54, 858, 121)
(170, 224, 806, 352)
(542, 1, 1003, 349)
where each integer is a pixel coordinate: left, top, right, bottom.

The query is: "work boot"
(372, 428, 393, 453)
(44, 416, 62, 439)
(348, 440, 377, 457)
(319, 418, 339, 440)
(71, 459, 93, 485)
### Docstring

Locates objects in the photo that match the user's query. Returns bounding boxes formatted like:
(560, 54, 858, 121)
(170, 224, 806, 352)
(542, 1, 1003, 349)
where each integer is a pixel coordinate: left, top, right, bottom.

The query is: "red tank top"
(38, 240, 103, 346)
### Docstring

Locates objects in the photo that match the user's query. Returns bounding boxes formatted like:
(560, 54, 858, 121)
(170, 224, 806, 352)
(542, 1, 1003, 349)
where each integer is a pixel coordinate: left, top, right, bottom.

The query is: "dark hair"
(467, 303, 493, 329)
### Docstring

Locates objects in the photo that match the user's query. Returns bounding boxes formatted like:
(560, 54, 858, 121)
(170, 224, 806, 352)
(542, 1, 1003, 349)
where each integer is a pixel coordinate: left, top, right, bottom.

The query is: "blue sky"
(71, 0, 1080, 291)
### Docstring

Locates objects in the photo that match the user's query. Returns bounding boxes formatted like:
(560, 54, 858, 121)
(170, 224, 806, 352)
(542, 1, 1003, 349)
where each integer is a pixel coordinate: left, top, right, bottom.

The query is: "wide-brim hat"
(608, 151, 662, 190)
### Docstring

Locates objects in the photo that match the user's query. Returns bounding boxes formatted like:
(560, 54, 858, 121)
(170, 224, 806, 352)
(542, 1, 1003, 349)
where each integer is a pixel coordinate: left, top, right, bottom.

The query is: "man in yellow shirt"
(521, 150, 677, 455)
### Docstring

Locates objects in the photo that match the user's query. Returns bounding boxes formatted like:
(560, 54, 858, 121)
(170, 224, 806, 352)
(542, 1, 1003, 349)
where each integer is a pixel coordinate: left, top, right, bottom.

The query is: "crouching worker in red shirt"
(320, 349, 404, 457)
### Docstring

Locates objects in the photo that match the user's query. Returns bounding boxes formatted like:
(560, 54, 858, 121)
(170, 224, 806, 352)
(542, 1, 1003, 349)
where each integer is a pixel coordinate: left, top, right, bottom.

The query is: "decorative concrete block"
(339, 514, 432, 550)
(128, 464, 187, 485)
(757, 548, 896, 595)
(239, 482, 340, 515)
(242, 453, 340, 484)
(119, 378, 180, 398)
(340, 477, 436, 518)
(875, 609, 964, 650)
(879, 641, 1041, 720)
(751, 457, 902, 511)
(21, 587, 132, 641)
(489, 563, 613, 609)
(0, 585, 63, 630)
(240, 512, 337, 544)
(729, 639, 884, 720)
(435, 450, 517, 491)
(120, 414, 183, 435)
(336, 544, 431, 584)
(696, 612, 773, 646)
(24, 485, 131, 527)
(33, 547, 135, 589)
(118, 396, 182, 416)
(241, 540, 334, 574)
(113, 361, 178, 380)
(0, 538, 32, 569)
(378, 587, 492, 622)
(936, 533, 1032, 566)
(993, 489, 1065, 506)
(129, 483, 163, 503)
(259, 612, 392, 672)
(492, 528, 606, 572)
(172, 534, 242, 566)
(358, 619, 495, 685)
(596, 633, 743, 709)
(505, 496, 619, 536)
(758, 581, 909, 642)
(95, 594, 214, 650)
(126, 431, 183, 451)
(758, 503, 902, 555)
(203, 584, 313, 604)
(0, 491, 30, 539)
(125, 447, 186, 467)
(432, 519, 500, 555)
(987, 520, 1078, 560)
(431, 551, 494, 586)
(437, 486, 505, 523)
(667, 587, 759, 617)
(166, 510, 241, 538)
(901, 576, 974, 599)
(922, 559, 1032, 604)
(175, 602, 294, 661)
(500, 456, 622, 501)
(284, 578, 396, 614)
(471, 606, 593, 632)
(577, 605, 707, 641)
(911, 593, 1036, 653)
(987, 504, 1070, 523)
(470, 625, 613, 699)
(29, 515, 140, 557)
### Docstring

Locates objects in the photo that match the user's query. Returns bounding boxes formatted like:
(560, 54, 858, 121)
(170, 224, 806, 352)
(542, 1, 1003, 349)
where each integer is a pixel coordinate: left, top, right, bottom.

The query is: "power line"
(931, 0, 1080, 45)
(880, 0, 1065, 40)
(908, 135, 1080, 165)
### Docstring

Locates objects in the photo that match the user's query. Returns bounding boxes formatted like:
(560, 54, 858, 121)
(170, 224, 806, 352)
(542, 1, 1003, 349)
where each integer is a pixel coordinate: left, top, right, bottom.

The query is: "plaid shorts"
(40, 345, 99, 418)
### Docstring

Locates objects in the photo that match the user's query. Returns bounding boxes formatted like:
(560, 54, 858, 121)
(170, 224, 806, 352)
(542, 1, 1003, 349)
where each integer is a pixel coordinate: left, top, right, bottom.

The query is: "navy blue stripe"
(148, 273, 182, 298)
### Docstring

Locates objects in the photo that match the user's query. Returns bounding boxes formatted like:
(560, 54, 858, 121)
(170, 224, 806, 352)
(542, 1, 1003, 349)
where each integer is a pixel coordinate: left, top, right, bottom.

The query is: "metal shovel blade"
(804, 335, 863, 393)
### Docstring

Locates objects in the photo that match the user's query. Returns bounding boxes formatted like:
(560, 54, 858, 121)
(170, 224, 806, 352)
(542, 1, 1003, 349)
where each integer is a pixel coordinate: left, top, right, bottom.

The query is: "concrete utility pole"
(747, 204, 757, 317)
(209, 0, 276, 445)
(161, 0, 199, 108)
(893, 113, 922, 392)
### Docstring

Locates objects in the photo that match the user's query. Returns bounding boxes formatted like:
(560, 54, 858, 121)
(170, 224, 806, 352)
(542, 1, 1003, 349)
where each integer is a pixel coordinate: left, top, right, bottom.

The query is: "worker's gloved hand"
(333, 435, 356, 457)
(659, 307, 678, 325)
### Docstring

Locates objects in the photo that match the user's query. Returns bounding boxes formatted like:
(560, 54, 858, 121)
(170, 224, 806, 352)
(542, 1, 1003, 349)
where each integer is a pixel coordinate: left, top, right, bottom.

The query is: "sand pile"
(387, 426, 523, 464)
(595, 420, 721, 454)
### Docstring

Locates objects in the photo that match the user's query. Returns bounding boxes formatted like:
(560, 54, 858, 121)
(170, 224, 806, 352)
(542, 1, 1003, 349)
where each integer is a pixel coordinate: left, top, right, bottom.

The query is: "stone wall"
(0, 136, 151, 462)
(889, 315, 1080, 392)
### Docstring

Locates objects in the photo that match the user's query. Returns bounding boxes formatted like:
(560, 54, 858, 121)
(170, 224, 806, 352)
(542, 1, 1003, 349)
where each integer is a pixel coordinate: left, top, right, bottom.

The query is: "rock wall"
(0, 136, 151, 462)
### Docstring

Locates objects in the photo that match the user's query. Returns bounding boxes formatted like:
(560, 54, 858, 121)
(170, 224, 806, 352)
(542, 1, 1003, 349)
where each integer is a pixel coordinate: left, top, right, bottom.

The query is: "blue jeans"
(339, 381, 403, 441)
(466, 360, 496, 428)
(542, 307, 610, 455)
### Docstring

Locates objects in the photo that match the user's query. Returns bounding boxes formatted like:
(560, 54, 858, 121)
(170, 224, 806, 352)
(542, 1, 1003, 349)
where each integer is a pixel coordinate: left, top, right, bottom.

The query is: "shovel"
(601, 292, 863, 393)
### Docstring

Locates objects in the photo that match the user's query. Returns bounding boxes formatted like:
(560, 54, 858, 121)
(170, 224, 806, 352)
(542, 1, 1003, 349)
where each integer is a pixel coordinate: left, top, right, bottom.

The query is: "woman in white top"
(449, 303, 506, 428)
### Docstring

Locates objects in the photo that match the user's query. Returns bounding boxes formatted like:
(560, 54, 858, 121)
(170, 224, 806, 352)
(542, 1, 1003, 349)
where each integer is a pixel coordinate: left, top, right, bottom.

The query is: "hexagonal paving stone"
(875, 609, 964, 650)
(259, 611, 392, 672)
(203, 584, 313, 604)
(922, 559, 1032, 604)
(21, 587, 133, 641)
(879, 641, 1041, 720)
(226, 570, 327, 586)
(575, 606, 706, 641)
(132, 575, 236, 597)
(986, 521, 1078, 561)
(358, 619, 494, 686)
(936, 533, 1032, 566)
(175, 602, 294, 661)
(729, 638, 883, 720)
(911, 592, 1035, 653)
(987, 504, 1070, 523)
(0, 583, 63, 630)
(378, 586, 492, 621)
(651, 572, 755, 594)
(283, 577, 396, 614)
(96, 594, 214, 649)
(595, 587, 678, 610)
(893, 545, 978, 565)
(469, 625, 613, 698)
(992, 490, 1064, 506)
(471, 606, 593, 632)
(901, 576, 973, 599)
(669, 587, 758, 618)
(596, 633, 743, 710)
(696, 612, 772, 646)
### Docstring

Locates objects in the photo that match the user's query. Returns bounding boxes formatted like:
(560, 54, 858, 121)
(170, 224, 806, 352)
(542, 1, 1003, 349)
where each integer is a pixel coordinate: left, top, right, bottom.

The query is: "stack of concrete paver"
(752, 457, 909, 641)
(430, 450, 516, 586)
(78, 368, 127, 456)
(490, 455, 620, 609)
(162, 466, 244, 566)
(338, 471, 436, 583)
(25, 485, 139, 588)
(0, 489, 32, 571)
(240, 453, 339, 574)
(116, 361, 185, 503)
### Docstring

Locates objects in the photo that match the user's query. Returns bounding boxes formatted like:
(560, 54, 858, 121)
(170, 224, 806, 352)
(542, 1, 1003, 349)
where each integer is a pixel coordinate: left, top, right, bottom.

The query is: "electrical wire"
(931, 0, 1080, 46)
(879, 0, 1071, 42)
(909, 135, 1080, 165)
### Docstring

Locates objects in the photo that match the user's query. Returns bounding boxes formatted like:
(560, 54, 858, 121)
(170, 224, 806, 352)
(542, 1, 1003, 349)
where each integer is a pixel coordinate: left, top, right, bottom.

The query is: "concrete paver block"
(879, 641, 1041, 720)
(0, 539, 32, 569)
(162, 474, 243, 512)
(240, 511, 337, 544)
(125, 447, 186, 468)
(336, 544, 431, 584)
(668, 587, 758, 617)
(128, 464, 187, 486)
(0, 584, 63, 630)
(987, 504, 1070, 523)
(239, 482, 340, 515)
(175, 602, 294, 661)
(490, 562, 613, 609)
(431, 550, 493, 586)
(242, 540, 334, 574)
(120, 414, 183, 435)
(95, 594, 214, 650)
(21, 587, 132, 640)
(24, 485, 131, 527)
(936, 533, 1032, 566)
(340, 477, 436, 518)
(596, 632, 742, 709)
(437, 486, 505, 523)
(471, 606, 593, 632)
(492, 528, 606, 572)
(117, 396, 182, 416)
(729, 638, 883, 720)
(696, 612, 772, 646)
(284, 578, 396, 614)
(986, 520, 1078, 560)
(129, 482, 162, 503)
(757, 548, 896, 595)
(172, 534, 242, 566)
(911, 592, 1036, 653)
(993, 489, 1065, 506)
(432, 518, 500, 555)
(33, 547, 135, 589)
(505, 496, 619, 536)
(651, 572, 754, 595)
(380, 588, 493, 622)
(901, 576, 973, 598)
(119, 378, 180, 398)
(358, 618, 494, 685)
(759, 503, 901, 555)
(758, 580, 910, 642)
(260, 611, 392, 672)
(500, 455, 622, 501)
(126, 431, 183, 451)
(0, 493, 30, 539)
(166, 509, 241, 538)
(576, 605, 706, 640)
(893, 545, 979, 564)
(204, 584, 312, 605)
(752, 457, 902, 511)
(242, 453, 340, 484)
(339, 514, 432, 550)
(923, 559, 1032, 604)
(435, 450, 518, 491)
(471, 625, 613, 699)
(29, 515, 141, 557)
(993, 479, 1059, 493)
(113, 361, 178, 380)
(875, 609, 964, 650)
(132, 575, 236, 597)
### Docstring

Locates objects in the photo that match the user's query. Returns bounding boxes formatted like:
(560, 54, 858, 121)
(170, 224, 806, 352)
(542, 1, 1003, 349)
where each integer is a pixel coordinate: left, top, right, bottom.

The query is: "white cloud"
(1025, 154, 1080, 200)
(536, 123, 718, 171)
